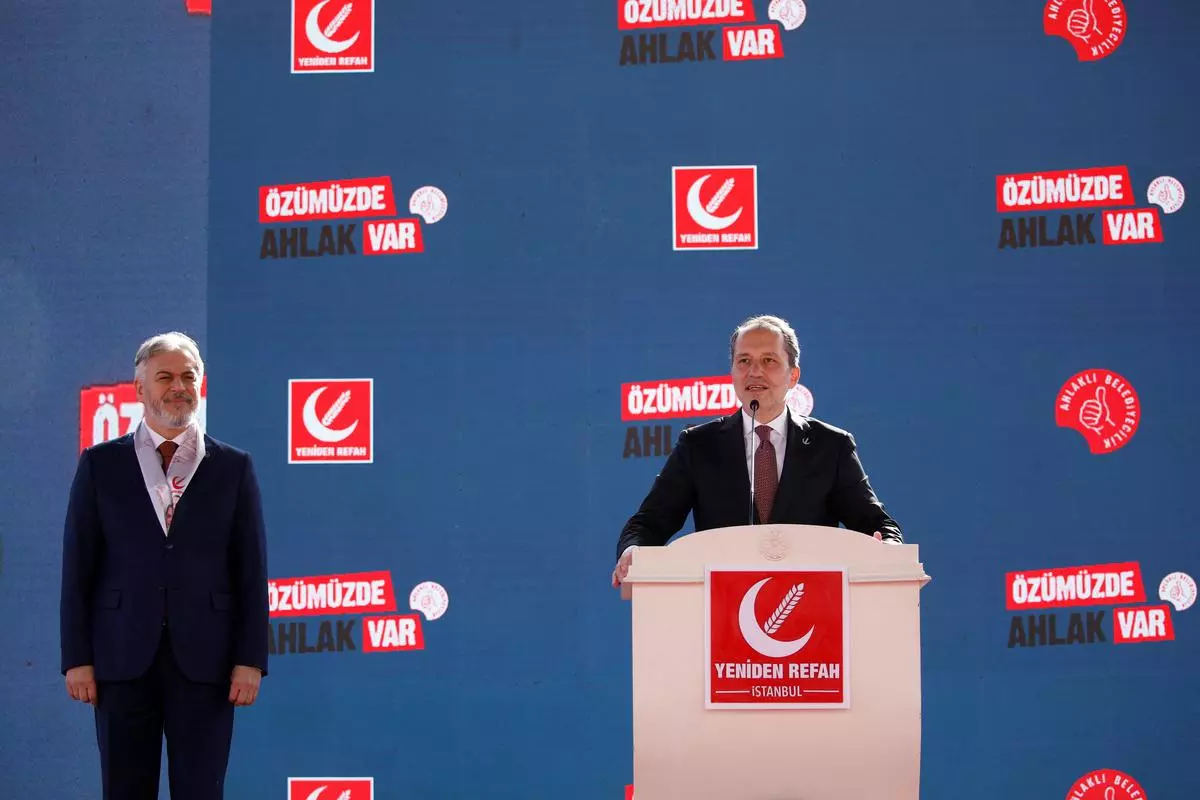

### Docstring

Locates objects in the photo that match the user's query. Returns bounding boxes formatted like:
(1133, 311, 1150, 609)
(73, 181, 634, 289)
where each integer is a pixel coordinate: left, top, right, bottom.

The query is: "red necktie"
(754, 425, 778, 523)
(158, 441, 179, 474)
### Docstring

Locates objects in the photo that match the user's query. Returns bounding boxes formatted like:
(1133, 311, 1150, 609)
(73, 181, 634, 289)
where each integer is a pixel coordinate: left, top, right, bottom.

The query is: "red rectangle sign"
(707, 568, 848, 708)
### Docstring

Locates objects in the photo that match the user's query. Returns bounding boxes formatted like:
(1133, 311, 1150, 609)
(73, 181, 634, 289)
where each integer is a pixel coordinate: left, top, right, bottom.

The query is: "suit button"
(165, 543, 174, 550)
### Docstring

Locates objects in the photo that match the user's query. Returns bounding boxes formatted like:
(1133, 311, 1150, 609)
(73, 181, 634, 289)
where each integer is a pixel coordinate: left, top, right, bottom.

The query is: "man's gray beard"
(147, 397, 194, 429)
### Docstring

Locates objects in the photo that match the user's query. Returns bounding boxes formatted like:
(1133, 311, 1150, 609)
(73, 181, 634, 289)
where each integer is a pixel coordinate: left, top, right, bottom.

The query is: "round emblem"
(768, 0, 807, 31)
(1054, 369, 1139, 454)
(409, 580, 449, 621)
(1066, 769, 1147, 800)
(1159, 571, 1196, 612)
(408, 186, 448, 224)
(1147, 176, 1185, 214)
(759, 530, 788, 561)
(785, 383, 814, 417)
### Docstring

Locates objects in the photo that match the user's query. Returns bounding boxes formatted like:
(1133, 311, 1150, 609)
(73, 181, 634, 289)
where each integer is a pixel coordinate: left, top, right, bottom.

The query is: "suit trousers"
(93, 626, 235, 800)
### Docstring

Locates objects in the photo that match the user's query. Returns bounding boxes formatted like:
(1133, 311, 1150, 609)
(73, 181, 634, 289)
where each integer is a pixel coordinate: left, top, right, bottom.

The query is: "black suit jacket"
(60, 432, 269, 684)
(617, 411, 902, 559)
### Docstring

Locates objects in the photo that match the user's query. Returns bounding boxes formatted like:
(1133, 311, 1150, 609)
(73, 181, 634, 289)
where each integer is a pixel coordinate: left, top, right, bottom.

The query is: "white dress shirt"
(134, 418, 205, 535)
(742, 406, 788, 482)
(619, 407, 793, 564)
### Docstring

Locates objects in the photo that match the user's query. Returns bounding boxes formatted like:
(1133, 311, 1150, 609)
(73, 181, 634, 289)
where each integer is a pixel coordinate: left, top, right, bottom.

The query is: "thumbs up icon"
(1043, 0, 1123, 62)
(1066, 0, 1100, 39)
(1055, 369, 1139, 454)
(1078, 385, 1114, 434)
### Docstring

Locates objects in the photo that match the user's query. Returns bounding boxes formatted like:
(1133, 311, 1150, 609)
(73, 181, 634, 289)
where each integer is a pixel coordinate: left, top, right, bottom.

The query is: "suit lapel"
(118, 435, 170, 538)
(720, 412, 751, 512)
(169, 436, 218, 532)
(772, 411, 812, 522)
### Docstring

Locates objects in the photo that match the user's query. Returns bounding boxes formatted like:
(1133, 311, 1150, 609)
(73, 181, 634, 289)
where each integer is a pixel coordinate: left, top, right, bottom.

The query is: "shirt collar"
(741, 406, 789, 438)
(137, 418, 202, 455)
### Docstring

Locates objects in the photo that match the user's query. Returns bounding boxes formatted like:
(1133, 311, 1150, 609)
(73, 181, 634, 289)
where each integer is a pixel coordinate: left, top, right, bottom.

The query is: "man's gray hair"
(729, 315, 801, 368)
(134, 332, 204, 380)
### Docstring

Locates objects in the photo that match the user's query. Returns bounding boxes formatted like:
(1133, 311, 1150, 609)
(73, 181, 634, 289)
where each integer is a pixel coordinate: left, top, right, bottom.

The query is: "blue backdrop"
(0, 2, 209, 798)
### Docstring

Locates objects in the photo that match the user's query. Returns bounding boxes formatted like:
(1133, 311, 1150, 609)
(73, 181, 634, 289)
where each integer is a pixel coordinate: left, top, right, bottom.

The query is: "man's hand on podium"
(873, 531, 902, 545)
(612, 545, 638, 588)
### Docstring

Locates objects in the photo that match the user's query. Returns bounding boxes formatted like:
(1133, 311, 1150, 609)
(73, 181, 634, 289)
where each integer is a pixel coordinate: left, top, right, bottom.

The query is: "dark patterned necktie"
(754, 425, 778, 523)
(158, 441, 179, 474)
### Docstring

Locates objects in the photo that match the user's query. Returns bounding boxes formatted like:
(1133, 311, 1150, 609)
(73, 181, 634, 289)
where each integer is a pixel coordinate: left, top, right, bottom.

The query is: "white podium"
(621, 524, 930, 800)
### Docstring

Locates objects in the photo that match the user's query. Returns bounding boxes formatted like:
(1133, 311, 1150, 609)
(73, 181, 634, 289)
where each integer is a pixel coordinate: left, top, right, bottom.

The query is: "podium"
(620, 524, 930, 800)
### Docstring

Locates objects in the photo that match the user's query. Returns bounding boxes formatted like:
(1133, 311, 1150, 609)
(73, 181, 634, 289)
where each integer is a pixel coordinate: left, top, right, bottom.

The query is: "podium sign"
(623, 525, 929, 799)
(705, 566, 849, 709)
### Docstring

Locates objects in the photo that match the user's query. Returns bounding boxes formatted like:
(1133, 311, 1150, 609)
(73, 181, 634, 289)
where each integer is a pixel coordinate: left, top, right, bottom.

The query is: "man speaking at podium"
(613, 315, 902, 588)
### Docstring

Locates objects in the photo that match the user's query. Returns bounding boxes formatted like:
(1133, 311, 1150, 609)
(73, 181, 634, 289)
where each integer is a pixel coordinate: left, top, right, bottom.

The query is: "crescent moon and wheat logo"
(686, 173, 744, 231)
(305, 1, 360, 54)
(737, 578, 816, 658)
(302, 386, 359, 443)
(304, 788, 353, 800)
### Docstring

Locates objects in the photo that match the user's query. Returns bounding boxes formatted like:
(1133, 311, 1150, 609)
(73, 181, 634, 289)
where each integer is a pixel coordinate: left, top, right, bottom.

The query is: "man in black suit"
(613, 314, 902, 587)
(60, 332, 269, 800)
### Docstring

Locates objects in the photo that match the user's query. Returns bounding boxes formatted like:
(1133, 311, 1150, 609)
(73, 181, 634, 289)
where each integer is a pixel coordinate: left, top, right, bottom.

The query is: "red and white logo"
(258, 177, 446, 258)
(267, 570, 444, 655)
(1055, 369, 1139, 454)
(80, 378, 208, 453)
(409, 581, 450, 621)
(768, 0, 807, 30)
(288, 777, 374, 800)
(706, 568, 848, 708)
(785, 383, 814, 417)
(288, 379, 373, 464)
(292, 0, 375, 74)
(409, 186, 449, 224)
(1044, 0, 1126, 62)
(1159, 571, 1196, 612)
(1066, 769, 1147, 799)
(1146, 176, 1185, 215)
(672, 166, 758, 251)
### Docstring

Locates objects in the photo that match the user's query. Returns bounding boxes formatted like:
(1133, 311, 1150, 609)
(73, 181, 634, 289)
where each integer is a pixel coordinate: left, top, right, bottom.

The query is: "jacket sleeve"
(60, 450, 101, 674)
(230, 453, 270, 676)
(829, 433, 903, 543)
(615, 428, 697, 561)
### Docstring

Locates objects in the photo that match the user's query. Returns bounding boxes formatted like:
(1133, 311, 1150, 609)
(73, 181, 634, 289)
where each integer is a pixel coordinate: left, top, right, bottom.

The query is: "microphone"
(747, 399, 759, 526)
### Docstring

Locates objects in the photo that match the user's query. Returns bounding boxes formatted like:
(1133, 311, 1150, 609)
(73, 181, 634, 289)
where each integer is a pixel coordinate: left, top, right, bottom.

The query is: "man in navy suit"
(60, 332, 269, 800)
(613, 314, 903, 587)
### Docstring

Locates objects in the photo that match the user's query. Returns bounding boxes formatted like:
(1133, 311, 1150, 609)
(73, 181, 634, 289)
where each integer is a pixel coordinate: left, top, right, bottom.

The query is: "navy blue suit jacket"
(617, 412, 903, 560)
(60, 432, 269, 684)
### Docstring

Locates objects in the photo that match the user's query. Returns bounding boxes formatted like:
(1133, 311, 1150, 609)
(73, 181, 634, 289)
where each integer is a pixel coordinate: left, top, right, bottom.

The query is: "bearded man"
(60, 332, 269, 800)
